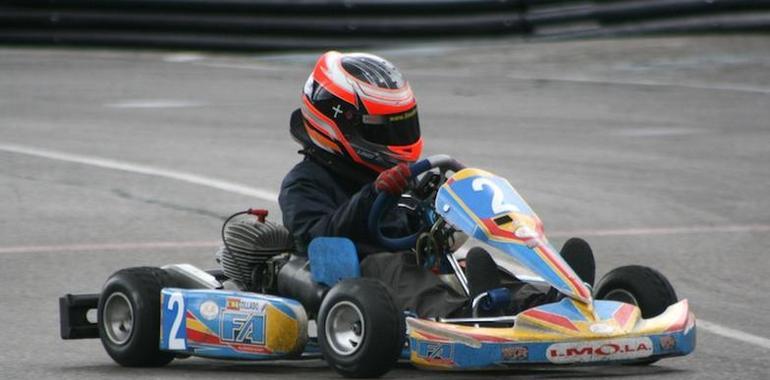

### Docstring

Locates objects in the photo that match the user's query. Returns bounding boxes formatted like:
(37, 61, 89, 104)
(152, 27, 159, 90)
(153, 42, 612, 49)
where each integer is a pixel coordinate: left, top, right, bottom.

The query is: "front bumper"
(407, 299, 696, 369)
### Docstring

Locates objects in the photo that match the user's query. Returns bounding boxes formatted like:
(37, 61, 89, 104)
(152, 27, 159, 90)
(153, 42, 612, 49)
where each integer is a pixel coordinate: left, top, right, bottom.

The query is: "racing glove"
(374, 163, 411, 195)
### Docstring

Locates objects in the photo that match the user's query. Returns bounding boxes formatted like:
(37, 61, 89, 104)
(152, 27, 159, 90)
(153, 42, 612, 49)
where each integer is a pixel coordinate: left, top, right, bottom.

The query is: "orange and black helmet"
(297, 51, 422, 173)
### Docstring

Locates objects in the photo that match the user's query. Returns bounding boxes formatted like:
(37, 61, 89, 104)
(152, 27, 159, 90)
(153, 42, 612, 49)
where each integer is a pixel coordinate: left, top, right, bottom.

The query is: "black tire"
(595, 265, 678, 319)
(318, 278, 404, 378)
(97, 267, 176, 367)
(594, 265, 678, 366)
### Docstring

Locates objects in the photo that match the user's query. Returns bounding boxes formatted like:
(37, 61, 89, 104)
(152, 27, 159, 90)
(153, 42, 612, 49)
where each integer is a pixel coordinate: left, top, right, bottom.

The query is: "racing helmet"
(298, 51, 422, 173)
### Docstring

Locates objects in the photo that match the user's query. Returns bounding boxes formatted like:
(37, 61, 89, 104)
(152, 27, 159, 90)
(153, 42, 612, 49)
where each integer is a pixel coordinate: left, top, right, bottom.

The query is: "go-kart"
(59, 154, 696, 378)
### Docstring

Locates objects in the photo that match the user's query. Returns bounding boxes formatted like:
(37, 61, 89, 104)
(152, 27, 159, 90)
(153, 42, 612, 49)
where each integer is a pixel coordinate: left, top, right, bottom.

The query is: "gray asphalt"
(1, 35, 769, 379)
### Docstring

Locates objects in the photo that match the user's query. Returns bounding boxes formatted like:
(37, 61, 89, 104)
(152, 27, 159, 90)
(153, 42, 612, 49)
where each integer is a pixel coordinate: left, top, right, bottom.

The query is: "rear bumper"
(59, 293, 99, 339)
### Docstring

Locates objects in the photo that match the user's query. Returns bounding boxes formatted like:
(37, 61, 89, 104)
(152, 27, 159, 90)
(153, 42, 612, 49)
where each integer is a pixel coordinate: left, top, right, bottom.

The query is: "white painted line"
(0, 144, 279, 202)
(105, 99, 206, 109)
(194, 62, 299, 72)
(407, 68, 770, 95)
(0, 241, 220, 254)
(699, 319, 770, 350)
(504, 73, 770, 95)
(163, 53, 205, 63)
(614, 127, 702, 137)
(549, 224, 770, 238)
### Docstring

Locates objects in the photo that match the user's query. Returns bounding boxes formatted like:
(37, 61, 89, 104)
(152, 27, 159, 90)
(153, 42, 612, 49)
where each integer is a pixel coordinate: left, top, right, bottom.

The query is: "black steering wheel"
(367, 155, 465, 251)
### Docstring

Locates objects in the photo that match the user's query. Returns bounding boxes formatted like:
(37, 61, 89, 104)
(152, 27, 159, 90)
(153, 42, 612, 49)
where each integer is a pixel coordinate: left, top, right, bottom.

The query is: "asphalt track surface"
(1, 35, 769, 379)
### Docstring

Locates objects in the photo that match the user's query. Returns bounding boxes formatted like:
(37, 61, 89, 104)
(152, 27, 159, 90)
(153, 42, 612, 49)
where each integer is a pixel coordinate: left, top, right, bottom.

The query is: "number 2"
(168, 292, 186, 350)
(472, 177, 520, 215)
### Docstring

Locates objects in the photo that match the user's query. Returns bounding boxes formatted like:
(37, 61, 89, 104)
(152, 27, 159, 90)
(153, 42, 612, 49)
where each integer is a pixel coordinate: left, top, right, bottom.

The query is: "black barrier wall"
(1, 0, 769, 50)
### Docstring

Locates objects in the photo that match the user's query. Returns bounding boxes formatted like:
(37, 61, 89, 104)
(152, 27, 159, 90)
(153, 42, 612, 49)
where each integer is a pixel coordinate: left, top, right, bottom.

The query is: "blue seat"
(308, 237, 361, 287)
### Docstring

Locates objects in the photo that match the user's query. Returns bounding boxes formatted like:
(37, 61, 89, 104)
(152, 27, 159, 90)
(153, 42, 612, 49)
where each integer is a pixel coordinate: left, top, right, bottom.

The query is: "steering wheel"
(368, 155, 465, 251)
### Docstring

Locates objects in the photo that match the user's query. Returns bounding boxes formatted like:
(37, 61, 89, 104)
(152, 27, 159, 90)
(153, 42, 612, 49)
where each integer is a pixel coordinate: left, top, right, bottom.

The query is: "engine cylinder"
(217, 214, 293, 290)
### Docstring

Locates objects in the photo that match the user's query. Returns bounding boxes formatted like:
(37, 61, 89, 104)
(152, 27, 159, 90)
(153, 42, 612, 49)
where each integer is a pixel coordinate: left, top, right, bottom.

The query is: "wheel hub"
(103, 292, 134, 345)
(325, 301, 365, 356)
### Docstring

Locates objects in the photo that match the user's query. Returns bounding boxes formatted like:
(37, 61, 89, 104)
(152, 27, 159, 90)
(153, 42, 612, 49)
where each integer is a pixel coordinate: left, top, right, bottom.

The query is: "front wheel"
(318, 278, 404, 378)
(594, 265, 679, 366)
(97, 267, 176, 367)
(594, 265, 678, 319)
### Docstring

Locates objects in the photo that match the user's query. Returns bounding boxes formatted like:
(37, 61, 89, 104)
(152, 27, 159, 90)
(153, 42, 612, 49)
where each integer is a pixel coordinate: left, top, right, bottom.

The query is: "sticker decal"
(220, 311, 266, 345)
(546, 337, 653, 363)
(332, 104, 343, 118)
(660, 335, 677, 350)
(199, 300, 219, 321)
(167, 292, 186, 350)
(225, 297, 267, 312)
(501, 345, 529, 361)
(415, 341, 454, 365)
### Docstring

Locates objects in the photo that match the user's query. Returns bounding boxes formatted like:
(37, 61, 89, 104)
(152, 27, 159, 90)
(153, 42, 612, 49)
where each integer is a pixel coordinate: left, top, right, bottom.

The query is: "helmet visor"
(360, 107, 420, 146)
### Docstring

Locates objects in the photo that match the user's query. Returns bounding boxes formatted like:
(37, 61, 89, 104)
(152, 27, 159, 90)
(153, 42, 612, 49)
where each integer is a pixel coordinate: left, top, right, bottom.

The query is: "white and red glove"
(374, 163, 411, 195)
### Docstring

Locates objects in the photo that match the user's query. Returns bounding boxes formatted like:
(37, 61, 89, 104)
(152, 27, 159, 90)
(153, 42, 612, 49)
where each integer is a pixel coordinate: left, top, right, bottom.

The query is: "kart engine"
(216, 210, 293, 292)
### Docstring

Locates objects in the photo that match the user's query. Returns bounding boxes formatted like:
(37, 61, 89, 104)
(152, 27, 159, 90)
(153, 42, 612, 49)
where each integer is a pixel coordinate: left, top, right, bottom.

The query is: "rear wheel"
(595, 265, 678, 366)
(97, 267, 176, 367)
(318, 278, 404, 378)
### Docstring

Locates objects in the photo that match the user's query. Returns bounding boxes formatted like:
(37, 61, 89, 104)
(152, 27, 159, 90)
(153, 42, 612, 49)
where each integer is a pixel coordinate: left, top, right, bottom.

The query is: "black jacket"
(279, 109, 416, 256)
(279, 157, 417, 257)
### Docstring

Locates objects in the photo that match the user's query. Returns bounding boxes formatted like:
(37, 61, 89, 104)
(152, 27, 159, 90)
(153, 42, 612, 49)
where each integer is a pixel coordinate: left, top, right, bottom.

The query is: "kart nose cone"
(589, 323, 616, 335)
(514, 298, 641, 338)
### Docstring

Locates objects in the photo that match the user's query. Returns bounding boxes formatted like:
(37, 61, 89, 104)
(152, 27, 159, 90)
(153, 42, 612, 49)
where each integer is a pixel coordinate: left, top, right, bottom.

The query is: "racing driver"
(279, 51, 595, 318)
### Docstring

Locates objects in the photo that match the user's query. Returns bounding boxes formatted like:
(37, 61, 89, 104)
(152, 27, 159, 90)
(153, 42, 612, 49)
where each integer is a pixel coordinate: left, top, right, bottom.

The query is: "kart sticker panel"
(407, 299, 696, 369)
(161, 289, 307, 359)
(436, 168, 592, 303)
(445, 169, 535, 220)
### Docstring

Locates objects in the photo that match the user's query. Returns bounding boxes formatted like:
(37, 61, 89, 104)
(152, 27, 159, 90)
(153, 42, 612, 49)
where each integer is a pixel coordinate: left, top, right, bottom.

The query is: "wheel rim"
(325, 301, 365, 356)
(603, 288, 638, 306)
(103, 292, 134, 345)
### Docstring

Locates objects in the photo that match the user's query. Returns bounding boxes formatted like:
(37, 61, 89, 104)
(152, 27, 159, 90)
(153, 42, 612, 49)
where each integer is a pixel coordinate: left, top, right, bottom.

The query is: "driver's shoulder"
(281, 159, 337, 189)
